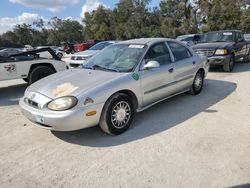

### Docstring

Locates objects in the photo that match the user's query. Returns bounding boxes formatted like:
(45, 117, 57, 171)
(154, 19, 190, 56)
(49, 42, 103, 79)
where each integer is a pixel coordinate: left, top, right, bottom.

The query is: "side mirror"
(143, 60, 160, 70)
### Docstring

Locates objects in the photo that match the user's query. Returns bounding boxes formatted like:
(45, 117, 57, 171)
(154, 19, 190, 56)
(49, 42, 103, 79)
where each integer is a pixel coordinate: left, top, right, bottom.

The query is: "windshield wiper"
(81, 65, 93, 69)
(92, 65, 119, 72)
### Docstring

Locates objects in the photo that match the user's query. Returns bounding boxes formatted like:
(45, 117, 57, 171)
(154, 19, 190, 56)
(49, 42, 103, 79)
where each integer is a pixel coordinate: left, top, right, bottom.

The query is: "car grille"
(194, 49, 215, 57)
(24, 97, 40, 109)
(71, 56, 87, 61)
(69, 63, 81, 68)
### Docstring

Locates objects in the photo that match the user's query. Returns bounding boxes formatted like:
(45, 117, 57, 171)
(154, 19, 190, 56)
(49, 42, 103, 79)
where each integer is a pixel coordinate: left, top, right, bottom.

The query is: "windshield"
(89, 42, 114, 50)
(83, 43, 147, 72)
(202, 32, 234, 43)
(177, 36, 193, 42)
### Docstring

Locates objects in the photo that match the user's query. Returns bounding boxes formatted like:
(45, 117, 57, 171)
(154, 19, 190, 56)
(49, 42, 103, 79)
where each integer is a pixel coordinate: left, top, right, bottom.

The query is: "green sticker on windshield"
(132, 73, 140, 80)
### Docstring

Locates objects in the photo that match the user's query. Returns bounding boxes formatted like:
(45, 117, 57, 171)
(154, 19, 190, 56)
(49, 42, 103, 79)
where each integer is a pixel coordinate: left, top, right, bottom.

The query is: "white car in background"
(176, 34, 203, 46)
(0, 48, 67, 84)
(69, 41, 117, 68)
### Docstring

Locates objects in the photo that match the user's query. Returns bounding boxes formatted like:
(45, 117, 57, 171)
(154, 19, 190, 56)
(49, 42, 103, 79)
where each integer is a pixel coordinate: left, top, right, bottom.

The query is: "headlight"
(215, 49, 228, 55)
(48, 96, 78, 111)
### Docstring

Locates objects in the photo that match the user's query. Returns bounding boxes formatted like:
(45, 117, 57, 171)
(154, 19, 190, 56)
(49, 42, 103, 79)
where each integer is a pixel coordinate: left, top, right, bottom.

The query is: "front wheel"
(99, 93, 135, 135)
(189, 71, 204, 95)
(243, 52, 250, 63)
(223, 55, 234, 72)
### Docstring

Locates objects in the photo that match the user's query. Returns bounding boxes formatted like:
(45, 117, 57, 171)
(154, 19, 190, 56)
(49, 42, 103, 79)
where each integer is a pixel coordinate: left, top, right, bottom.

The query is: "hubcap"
(111, 101, 131, 129)
(194, 74, 202, 91)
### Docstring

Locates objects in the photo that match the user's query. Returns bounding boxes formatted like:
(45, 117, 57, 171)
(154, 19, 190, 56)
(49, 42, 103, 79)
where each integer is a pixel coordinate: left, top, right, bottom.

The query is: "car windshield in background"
(83, 43, 147, 72)
(202, 32, 234, 43)
(89, 42, 114, 50)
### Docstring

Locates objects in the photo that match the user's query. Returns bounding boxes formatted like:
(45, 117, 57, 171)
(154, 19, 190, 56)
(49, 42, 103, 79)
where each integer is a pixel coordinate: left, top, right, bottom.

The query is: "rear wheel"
(189, 71, 204, 95)
(28, 66, 55, 84)
(57, 53, 63, 59)
(99, 93, 135, 135)
(223, 55, 234, 72)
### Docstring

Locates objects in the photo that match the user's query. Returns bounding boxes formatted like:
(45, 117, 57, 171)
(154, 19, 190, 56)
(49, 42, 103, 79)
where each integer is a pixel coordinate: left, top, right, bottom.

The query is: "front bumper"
(19, 97, 104, 131)
(207, 55, 230, 66)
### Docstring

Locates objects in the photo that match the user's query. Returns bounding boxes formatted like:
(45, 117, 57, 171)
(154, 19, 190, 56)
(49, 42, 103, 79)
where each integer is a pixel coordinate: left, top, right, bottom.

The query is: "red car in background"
(63, 41, 96, 54)
(74, 41, 95, 52)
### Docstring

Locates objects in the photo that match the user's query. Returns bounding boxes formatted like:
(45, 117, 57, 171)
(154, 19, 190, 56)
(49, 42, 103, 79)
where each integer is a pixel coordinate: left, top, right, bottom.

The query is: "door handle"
(168, 68, 174, 73)
(192, 61, 196, 65)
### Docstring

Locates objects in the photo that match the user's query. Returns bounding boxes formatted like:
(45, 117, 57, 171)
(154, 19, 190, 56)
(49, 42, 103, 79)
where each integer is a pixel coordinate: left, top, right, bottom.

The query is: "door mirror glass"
(143, 60, 160, 70)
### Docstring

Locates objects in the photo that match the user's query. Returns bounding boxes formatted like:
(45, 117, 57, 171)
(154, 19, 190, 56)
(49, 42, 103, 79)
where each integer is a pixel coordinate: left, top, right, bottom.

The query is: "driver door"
(139, 42, 177, 107)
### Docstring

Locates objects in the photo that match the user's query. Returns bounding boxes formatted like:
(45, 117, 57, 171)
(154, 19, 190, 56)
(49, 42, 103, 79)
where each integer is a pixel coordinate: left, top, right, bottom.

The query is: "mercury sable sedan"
(20, 38, 209, 135)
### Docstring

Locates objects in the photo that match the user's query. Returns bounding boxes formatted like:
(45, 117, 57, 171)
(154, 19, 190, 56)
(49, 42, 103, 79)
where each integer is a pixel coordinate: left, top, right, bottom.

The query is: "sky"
(0, 0, 161, 34)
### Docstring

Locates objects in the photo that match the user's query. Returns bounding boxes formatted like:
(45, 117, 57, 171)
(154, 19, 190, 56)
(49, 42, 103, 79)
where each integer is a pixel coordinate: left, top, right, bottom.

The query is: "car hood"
(192, 42, 235, 50)
(28, 69, 124, 99)
(73, 50, 98, 57)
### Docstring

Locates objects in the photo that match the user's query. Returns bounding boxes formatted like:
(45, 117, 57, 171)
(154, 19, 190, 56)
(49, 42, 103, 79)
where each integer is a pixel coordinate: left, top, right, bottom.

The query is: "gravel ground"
(0, 63, 250, 188)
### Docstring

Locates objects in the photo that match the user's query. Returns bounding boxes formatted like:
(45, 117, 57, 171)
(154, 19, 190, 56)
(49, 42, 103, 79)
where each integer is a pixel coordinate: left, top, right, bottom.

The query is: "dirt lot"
(0, 63, 250, 188)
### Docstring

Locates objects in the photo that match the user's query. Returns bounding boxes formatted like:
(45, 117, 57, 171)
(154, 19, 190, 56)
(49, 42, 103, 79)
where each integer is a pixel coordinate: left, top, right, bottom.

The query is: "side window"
(168, 41, 192, 61)
(144, 42, 172, 65)
(235, 32, 243, 42)
(238, 32, 243, 42)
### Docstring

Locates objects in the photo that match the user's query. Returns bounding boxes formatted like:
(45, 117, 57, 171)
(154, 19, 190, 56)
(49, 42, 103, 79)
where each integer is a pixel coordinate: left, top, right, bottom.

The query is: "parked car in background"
(244, 34, 250, 42)
(0, 48, 25, 57)
(63, 41, 95, 54)
(20, 38, 209, 135)
(176, 34, 203, 46)
(74, 41, 95, 52)
(69, 41, 117, 68)
(193, 30, 250, 72)
(0, 48, 67, 84)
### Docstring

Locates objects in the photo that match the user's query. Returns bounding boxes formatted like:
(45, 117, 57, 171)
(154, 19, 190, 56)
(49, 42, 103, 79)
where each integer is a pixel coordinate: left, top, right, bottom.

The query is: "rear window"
(167, 42, 192, 61)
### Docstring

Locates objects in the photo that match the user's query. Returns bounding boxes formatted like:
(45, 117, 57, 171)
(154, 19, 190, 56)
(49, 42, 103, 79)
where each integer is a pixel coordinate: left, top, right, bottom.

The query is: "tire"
(28, 66, 55, 84)
(189, 71, 204, 95)
(243, 52, 250, 63)
(223, 55, 234, 72)
(57, 53, 63, 59)
(99, 93, 135, 135)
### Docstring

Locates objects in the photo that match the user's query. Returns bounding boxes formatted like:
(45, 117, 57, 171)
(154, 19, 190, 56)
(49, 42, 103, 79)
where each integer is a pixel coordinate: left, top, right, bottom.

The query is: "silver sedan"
(19, 38, 209, 135)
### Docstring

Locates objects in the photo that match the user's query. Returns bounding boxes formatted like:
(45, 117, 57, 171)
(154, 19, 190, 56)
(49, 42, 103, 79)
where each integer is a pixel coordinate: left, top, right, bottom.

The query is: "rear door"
(166, 41, 197, 92)
(139, 42, 177, 107)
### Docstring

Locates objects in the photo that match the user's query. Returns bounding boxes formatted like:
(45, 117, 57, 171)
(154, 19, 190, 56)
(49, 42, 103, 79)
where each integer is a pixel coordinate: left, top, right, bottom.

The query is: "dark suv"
(192, 30, 250, 72)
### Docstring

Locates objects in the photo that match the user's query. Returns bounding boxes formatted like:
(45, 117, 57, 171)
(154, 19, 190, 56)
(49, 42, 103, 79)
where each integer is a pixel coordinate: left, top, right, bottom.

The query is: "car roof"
(206, 30, 241, 34)
(118, 38, 174, 46)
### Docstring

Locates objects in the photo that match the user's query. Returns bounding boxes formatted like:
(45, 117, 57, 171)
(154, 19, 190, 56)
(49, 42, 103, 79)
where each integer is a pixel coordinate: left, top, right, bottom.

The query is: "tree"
(160, 0, 199, 38)
(48, 17, 83, 45)
(199, 0, 244, 31)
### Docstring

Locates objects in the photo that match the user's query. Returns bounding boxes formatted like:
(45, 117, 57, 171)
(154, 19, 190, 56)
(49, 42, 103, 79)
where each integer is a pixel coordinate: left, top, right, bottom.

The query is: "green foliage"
(200, 0, 243, 31)
(0, 18, 83, 47)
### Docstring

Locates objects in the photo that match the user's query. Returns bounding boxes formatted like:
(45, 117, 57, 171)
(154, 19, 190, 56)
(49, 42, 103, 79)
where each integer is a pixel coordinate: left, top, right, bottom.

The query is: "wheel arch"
(197, 68, 205, 77)
(105, 89, 139, 110)
(28, 63, 56, 74)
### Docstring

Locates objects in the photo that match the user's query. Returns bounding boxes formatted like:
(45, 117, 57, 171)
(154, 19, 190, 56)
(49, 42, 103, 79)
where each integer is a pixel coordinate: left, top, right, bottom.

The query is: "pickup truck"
(192, 30, 250, 72)
(0, 48, 67, 84)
